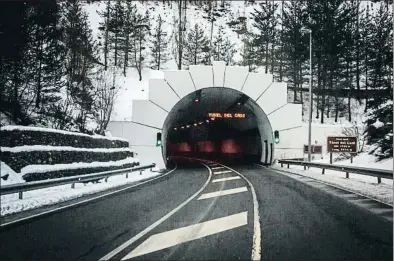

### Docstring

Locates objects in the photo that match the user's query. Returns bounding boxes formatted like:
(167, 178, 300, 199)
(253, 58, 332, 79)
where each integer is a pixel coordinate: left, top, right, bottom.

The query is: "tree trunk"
(123, 33, 129, 76)
(104, 0, 110, 71)
(355, 0, 360, 100)
(209, 3, 214, 64)
(178, 0, 183, 70)
(299, 61, 304, 116)
(278, 0, 284, 82)
(138, 31, 143, 81)
(320, 65, 326, 124)
(114, 33, 118, 67)
(316, 55, 321, 119)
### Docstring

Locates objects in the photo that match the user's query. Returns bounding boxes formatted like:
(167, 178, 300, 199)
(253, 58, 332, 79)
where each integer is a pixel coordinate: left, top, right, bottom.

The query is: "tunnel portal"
(162, 87, 274, 166)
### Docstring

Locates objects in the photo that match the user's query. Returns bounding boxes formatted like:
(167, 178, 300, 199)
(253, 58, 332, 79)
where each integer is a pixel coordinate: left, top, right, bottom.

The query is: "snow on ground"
(1, 168, 164, 216)
(1, 125, 129, 142)
(272, 153, 393, 205)
(1, 145, 132, 153)
(19, 157, 139, 176)
(0, 162, 25, 186)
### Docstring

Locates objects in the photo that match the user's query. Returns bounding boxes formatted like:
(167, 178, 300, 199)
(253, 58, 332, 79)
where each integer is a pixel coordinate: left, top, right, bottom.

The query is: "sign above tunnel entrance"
(208, 112, 246, 119)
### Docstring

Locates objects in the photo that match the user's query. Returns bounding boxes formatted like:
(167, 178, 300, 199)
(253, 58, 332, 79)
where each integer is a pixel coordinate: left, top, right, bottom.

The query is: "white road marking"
(197, 187, 248, 200)
(121, 212, 248, 260)
(212, 176, 241, 183)
(1, 165, 179, 228)
(211, 166, 225, 170)
(224, 165, 261, 261)
(99, 164, 212, 260)
(213, 170, 233, 175)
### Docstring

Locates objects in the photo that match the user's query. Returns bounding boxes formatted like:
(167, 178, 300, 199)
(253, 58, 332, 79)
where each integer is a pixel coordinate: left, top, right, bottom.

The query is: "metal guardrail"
(0, 163, 156, 199)
(278, 159, 392, 184)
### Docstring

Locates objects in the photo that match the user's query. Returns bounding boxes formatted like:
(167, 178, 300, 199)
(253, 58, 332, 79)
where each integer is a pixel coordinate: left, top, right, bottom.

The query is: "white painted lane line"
(1, 165, 179, 228)
(197, 187, 248, 200)
(211, 166, 225, 170)
(224, 165, 261, 261)
(121, 212, 248, 260)
(213, 170, 233, 175)
(99, 164, 212, 260)
(212, 176, 241, 183)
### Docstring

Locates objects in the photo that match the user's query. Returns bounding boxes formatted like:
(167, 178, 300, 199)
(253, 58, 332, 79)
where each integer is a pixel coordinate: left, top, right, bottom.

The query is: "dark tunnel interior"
(162, 87, 274, 167)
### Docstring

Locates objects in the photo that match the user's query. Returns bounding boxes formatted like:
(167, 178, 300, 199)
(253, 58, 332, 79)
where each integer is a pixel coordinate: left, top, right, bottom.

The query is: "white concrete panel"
(149, 79, 180, 112)
(130, 145, 165, 169)
(164, 70, 195, 98)
(189, 65, 214, 90)
(106, 121, 128, 141)
(223, 66, 249, 91)
(128, 122, 159, 146)
(132, 100, 167, 129)
(212, 61, 226, 87)
(268, 103, 303, 131)
(242, 73, 273, 100)
(256, 82, 287, 115)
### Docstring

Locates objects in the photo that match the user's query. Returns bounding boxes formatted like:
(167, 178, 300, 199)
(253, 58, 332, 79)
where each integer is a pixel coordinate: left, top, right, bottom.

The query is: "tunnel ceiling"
(164, 87, 260, 132)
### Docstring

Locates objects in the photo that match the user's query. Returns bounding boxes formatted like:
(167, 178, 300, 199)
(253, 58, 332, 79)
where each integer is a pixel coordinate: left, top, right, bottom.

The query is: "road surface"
(0, 160, 392, 260)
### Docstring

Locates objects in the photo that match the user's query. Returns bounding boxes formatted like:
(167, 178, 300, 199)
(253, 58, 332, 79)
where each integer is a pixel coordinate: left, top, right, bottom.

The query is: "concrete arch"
(108, 61, 303, 168)
(161, 87, 275, 166)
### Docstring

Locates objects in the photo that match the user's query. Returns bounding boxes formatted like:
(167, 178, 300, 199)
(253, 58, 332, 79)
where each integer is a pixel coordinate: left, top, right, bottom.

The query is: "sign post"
(327, 136, 357, 164)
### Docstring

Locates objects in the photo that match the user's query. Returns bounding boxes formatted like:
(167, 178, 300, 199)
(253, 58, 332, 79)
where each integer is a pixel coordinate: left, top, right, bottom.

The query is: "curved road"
(0, 160, 392, 260)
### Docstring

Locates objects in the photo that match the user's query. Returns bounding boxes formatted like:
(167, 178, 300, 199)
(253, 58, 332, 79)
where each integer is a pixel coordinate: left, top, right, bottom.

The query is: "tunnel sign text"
(208, 112, 246, 119)
(327, 136, 357, 153)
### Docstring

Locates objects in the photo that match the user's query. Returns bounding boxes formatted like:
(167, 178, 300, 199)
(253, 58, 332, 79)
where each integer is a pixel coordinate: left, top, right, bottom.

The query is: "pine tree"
(212, 25, 236, 65)
(183, 23, 210, 66)
(61, 0, 99, 132)
(240, 31, 257, 72)
(364, 2, 393, 159)
(131, 10, 150, 81)
(108, 0, 124, 68)
(150, 14, 170, 70)
(97, 0, 111, 71)
(251, 0, 279, 74)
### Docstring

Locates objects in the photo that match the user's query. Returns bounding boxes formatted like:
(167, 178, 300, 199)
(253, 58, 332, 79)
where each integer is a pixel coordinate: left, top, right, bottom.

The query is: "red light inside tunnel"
(179, 142, 192, 152)
(198, 141, 215, 152)
(221, 139, 241, 154)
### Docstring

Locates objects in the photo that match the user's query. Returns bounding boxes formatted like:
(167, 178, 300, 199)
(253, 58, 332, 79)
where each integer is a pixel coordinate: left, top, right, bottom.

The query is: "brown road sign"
(327, 136, 357, 153)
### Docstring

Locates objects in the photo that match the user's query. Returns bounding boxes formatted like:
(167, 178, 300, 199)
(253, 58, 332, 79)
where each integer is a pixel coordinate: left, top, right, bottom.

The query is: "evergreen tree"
(183, 23, 210, 66)
(108, 0, 124, 68)
(97, 0, 111, 71)
(364, 2, 393, 159)
(150, 14, 170, 70)
(212, 25, 236, 65)
(61, 0, 99, 132)
(131, 10, 150, 81)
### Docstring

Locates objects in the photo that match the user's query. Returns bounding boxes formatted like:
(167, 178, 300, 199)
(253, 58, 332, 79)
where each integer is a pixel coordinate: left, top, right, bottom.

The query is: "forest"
(0, 0, 392, 158)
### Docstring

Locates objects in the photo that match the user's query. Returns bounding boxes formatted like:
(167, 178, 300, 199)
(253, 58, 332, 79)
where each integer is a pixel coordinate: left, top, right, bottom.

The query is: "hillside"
(1, 0, 392, 159)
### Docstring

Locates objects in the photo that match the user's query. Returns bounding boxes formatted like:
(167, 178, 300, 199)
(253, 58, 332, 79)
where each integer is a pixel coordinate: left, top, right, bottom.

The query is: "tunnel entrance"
(162, 87, 274, 167)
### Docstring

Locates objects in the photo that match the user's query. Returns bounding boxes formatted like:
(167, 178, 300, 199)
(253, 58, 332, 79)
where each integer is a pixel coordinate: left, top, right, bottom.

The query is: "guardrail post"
(322, 169, 325, 174)
(126, 173, 128, 179)
(140, 171, 142, 175)
(377, 177, 381, 184)
(71, 183, 75, 189)
(19, 191, 23, 199)
(280, 163, 283, 167)
(287, 164, 289, 169)
(304, 165, 306, 170)
(105, 177, 108, 182)
(346, 172, 349, 179)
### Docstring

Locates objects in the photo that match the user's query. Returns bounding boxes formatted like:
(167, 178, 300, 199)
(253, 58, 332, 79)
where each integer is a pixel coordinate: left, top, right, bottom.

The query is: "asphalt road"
(0, 160, 392, 261)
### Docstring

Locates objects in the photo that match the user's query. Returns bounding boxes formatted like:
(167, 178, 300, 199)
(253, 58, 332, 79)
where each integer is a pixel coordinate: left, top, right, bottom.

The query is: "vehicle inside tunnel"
(161, 87, 274, 167)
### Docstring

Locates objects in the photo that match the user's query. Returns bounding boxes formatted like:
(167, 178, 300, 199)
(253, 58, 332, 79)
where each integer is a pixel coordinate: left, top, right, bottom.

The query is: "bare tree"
(341, 121, 367, 157)
(93, 68, 118, 134)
